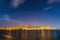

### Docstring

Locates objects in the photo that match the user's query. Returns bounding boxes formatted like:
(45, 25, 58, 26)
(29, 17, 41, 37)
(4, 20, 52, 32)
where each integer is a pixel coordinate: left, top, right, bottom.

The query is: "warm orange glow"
(0, 25, 57, 30)
(5, 35, 12, 39)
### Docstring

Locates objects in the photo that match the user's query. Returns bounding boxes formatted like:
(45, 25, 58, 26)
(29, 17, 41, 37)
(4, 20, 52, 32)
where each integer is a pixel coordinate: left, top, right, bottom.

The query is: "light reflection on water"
(0, 30, 60, 40)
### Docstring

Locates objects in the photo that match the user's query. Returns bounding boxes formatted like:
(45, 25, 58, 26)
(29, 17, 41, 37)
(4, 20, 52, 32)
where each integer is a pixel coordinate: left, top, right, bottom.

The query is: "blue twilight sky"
(0, 0, 60, 28)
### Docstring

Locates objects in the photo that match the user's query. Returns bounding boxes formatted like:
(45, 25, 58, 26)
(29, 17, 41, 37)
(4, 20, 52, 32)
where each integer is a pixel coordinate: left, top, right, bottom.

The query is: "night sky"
(0, 0, 60, 28)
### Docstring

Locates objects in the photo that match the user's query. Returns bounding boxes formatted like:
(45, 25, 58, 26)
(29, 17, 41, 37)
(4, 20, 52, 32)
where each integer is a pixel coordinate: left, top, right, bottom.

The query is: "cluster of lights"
(0, 25, 56, 30)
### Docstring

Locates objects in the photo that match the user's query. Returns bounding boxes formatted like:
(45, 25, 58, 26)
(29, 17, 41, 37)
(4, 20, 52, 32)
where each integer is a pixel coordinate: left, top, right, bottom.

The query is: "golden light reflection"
(5, 31, 13, 40)
(0, 25, 56, 40)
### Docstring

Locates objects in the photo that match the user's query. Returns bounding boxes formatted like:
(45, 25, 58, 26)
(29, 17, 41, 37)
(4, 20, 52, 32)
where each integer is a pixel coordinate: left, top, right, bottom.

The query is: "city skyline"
(0, 0, 60, 28)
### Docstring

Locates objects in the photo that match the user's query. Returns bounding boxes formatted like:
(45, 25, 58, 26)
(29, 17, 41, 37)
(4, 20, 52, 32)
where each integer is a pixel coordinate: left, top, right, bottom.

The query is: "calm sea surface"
(0, 30, 60, 40)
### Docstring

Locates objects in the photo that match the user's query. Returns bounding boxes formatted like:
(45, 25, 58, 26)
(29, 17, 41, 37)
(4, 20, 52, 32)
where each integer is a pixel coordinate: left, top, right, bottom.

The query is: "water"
(0, 30, 60, 40)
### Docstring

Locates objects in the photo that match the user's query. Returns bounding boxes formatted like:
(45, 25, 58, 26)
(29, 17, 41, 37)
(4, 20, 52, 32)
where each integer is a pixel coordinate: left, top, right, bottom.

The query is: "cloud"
(0, 14, 11, 22)
(48, 0, 60, 4)
(3, 14, 10, 21)
(43, 6, 52, 11)
(1, 14, 21, 22)
(0, 14, 23, 26)
(10, 0, 25, 8)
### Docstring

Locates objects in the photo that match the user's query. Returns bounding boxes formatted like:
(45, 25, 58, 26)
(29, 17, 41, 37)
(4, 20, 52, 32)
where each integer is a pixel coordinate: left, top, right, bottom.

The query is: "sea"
(0, 30, 60, 40)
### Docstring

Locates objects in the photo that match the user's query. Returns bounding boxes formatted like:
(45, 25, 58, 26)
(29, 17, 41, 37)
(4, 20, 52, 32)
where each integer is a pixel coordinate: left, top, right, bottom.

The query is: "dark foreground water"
(0, 30, 60, 40)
